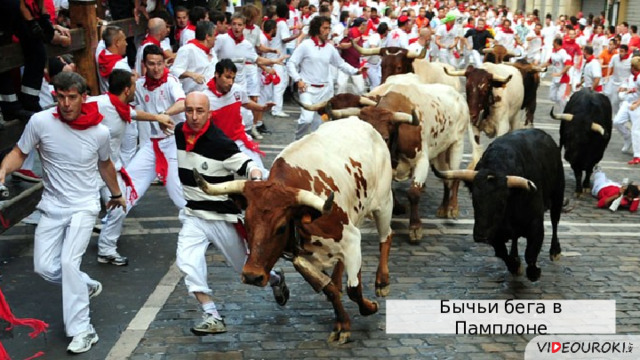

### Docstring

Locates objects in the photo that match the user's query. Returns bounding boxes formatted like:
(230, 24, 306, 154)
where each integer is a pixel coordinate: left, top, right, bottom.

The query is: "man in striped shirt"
(175, 91, 289, 336)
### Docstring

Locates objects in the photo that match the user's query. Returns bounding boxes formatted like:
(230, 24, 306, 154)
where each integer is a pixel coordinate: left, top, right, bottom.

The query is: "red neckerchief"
(106, 92, 133, 123)
(97, 49, 123, 77)
(633, 70, 639, 82)
(141, 35, 161, 47)
(182, 118, 211, 152)
(564, 38, 576, 46)
(186, 23, 196, 31)
(246, 23, 255, 30)
(499, 26, 514, 34)
(151, 139, 169, 185)
(445, 22, 454, 31)
(264, 31, 273, 41)
(276, 17, 287, 23)
(144, 68, 170, 91)
(119, 167, 138, 204)
(312, 36, 326, 48)
(371, 17, 380, 25)
(408, 37, 419, 45)
(206, 78, 224, 97)
(0, 288, 48, 360)
(228, 29, 244, 44)
(302, 13, 311, 19)
(621, 53, 631, 60)
(586, 55, 596, 63)
(289, 5, 295, 11)
(53, 102, 104, 130)
(188, 39, 211, 54)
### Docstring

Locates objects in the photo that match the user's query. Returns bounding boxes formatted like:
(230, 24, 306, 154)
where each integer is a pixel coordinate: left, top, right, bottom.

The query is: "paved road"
(2, 84, 640, 360)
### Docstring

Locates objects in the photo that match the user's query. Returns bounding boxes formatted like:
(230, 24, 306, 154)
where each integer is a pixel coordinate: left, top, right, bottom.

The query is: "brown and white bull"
(352, 43, 427, 83)
(503, 60, 547, 126)
(327, 83, 476, 242)
(445, 63, 525, 143)
(483, 44, 517, 63)
(194, 118, 394, 344)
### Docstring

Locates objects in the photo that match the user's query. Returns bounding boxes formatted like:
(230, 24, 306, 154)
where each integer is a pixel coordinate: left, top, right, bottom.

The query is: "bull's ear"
(293, 206, 323, 224)
(490, 79, 509, 88)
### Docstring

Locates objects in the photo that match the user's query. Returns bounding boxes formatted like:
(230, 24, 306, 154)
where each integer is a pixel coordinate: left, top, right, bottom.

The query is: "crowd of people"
(1, 0, 640, 354)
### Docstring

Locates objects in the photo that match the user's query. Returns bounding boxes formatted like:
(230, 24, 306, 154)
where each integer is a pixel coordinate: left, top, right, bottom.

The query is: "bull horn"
(193, 169, 246, 195)
(482, 48, 494, 54)
(506, 176, 537, 192)
(407, 45, 427, 59)
(507, 50, 518, 56)
(492, 74, 512, 83)
(390, 111, 413, 123)
(591, 123, 606, 136)
(444, 67, 466, 77)
(533, 66, 547, 72)
(549, 107, 574, 121)
(352, 40, 381, 56)
(432, 167, 478, 182)
(330, 107, 362, 119)
(292, 94, 329, 111)
(296, 189, 334, 214)
(359, 96, 377, 106)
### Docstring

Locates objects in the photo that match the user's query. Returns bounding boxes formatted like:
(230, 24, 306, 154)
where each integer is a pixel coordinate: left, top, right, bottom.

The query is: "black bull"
(433, 129, 564, 282)
(550, 89, 612, 195)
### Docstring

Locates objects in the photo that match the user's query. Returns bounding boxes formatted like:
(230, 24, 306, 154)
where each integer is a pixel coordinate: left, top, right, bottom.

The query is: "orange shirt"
(599, 48, 617, 77)
(415, 16, 429, 29)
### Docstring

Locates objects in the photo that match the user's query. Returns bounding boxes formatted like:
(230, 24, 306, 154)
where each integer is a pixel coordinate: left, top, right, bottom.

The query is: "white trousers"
(98, 136, 186, 256)
(336, 72, 365, 95)
(438, 49, 459, 68)
(470, 50, 484, 68)
(121, 121, 139, 168)
(34, 209, 100, 336)
(245, 64, 260, 97)
(613, 101, 640, 157)
(176, 211, 248, 295)
(295, 84, 333, 140)
(605, 81, 623, 117)
(367, 63, 382, 90)
(272, 64, 288, 114)
(549, 82, 569, 112)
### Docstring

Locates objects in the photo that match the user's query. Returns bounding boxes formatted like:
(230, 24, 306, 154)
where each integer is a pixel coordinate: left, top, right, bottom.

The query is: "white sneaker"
(191, 313, 227, 336)
(272, 111, 289, 118)
(67, 329, 99, 354)
(622, 143, 633, 155)
(250, 126, 264, 139)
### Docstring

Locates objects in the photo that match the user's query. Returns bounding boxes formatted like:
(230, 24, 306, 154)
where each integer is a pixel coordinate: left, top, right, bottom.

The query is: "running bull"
(194, 118, 394, 344)
(433, 129, 564, 282)
(550, 89, 612, 196)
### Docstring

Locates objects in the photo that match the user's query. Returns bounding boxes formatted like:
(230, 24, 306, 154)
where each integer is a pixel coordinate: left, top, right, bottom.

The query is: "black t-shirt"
(465, 28, 494, 52)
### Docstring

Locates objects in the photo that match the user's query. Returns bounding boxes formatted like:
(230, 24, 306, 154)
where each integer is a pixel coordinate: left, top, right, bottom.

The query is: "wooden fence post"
(69, 0, 99, 95)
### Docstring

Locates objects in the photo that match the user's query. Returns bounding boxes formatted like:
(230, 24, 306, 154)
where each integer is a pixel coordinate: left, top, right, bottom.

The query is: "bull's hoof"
(574, 192, 582, 199)
(360, 300, 379, 316)
(549, 252, 561, 262)
(526, 266, 541, 282)
(408, 227, 422, 244)
(375, 282, 390, 297)
(583, 187, 592, 194)
(517, 263, 524, 276)
(447, 206, 459, 219)
(328, 330, 351, 344)
(436, 207, 447, 218)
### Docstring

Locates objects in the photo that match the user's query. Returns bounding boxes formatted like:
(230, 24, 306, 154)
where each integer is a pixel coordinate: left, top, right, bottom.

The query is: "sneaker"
(97, 253, 129, 266)
(622, 143, 633, 155)
(271, 267, 289, 306)
(250, 126, 264, 140)
(271, 111, 290, 118)
(190, 313, 227, 336)
(88, 281, 102, 299)
(257, 123, 272, 134)
(629, 157, 640, 165)
(12, 169, 41, 183)
(67, 329, 99, 354)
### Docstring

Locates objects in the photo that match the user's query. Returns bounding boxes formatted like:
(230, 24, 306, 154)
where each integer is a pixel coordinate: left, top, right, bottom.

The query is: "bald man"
(174, 92, 289, 336)
(408, 28, 433, 60)
(135, 18, 171, 76)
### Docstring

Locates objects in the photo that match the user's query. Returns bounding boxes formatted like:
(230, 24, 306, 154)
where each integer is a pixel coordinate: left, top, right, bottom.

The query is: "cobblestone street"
(2, 83, 639, 359)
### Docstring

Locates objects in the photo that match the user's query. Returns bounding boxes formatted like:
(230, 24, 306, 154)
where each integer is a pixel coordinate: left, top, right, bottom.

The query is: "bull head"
(432, 168, 536, 191)
(550, 108, 606, 136)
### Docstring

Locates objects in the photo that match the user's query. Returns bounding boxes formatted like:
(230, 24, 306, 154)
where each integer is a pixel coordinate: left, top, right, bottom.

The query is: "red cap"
(398, 15, 409, 23)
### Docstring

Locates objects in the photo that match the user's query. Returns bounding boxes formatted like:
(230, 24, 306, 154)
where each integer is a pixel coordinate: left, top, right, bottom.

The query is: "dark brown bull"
(352, 42, 427, 83)
(483, 44, 517, 63)
(503, 60, 547, 126)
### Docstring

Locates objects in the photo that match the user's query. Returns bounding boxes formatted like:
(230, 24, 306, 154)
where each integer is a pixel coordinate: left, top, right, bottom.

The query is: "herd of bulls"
(192, 47, 613, 343)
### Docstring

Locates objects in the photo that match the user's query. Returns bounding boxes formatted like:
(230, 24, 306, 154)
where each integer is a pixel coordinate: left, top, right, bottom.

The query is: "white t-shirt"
(134, 73, 186, 139)
(609, 54, 632, 84)
(435, 24, 457, 49)
(17, 108, 110, 212)
(180, 28, 196, 48)
(95, 40, 131, 93)
(387, 28, 409, 48)
(541, 24, 559, 48)
(549, 48, 572, 84)
(213, 34, 259, 89)
(87, 94, 137, 170)
(582, 58, 603, 91)
(286, 38, 358, 85)
(171, 42, 218, 94)
(272, 20, 291, 56)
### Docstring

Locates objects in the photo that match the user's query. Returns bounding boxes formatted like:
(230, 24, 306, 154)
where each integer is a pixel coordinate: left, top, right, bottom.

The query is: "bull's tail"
(467, 123, 482, 170)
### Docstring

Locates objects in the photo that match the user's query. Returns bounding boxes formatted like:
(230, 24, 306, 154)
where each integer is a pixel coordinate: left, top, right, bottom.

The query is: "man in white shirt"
(287, 15, 361, 139)
(365, 22, 388, 88)
(408, 27, 432, 59)
(179, 6, 208, 48)
(99, 45, 187, 267)
(92, 69, 174, 266)
(620, 22, 631, 46)
(607, 44, 632, 116)
(134, 17, 171, 76)
(613, 57, 640, 161)
(435, 12, 459, 67)
(525, 22, 543, 65)
(95, 26, 131, 93)
(387, 14, 412, 48)
(580, 46, 602, 92)
(0, 72, 125, 354)
(540, 14, 559, 65)
(546, 38, 573, 112)
(171, 21, 218, 94)
(271, 4, 303, 117)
